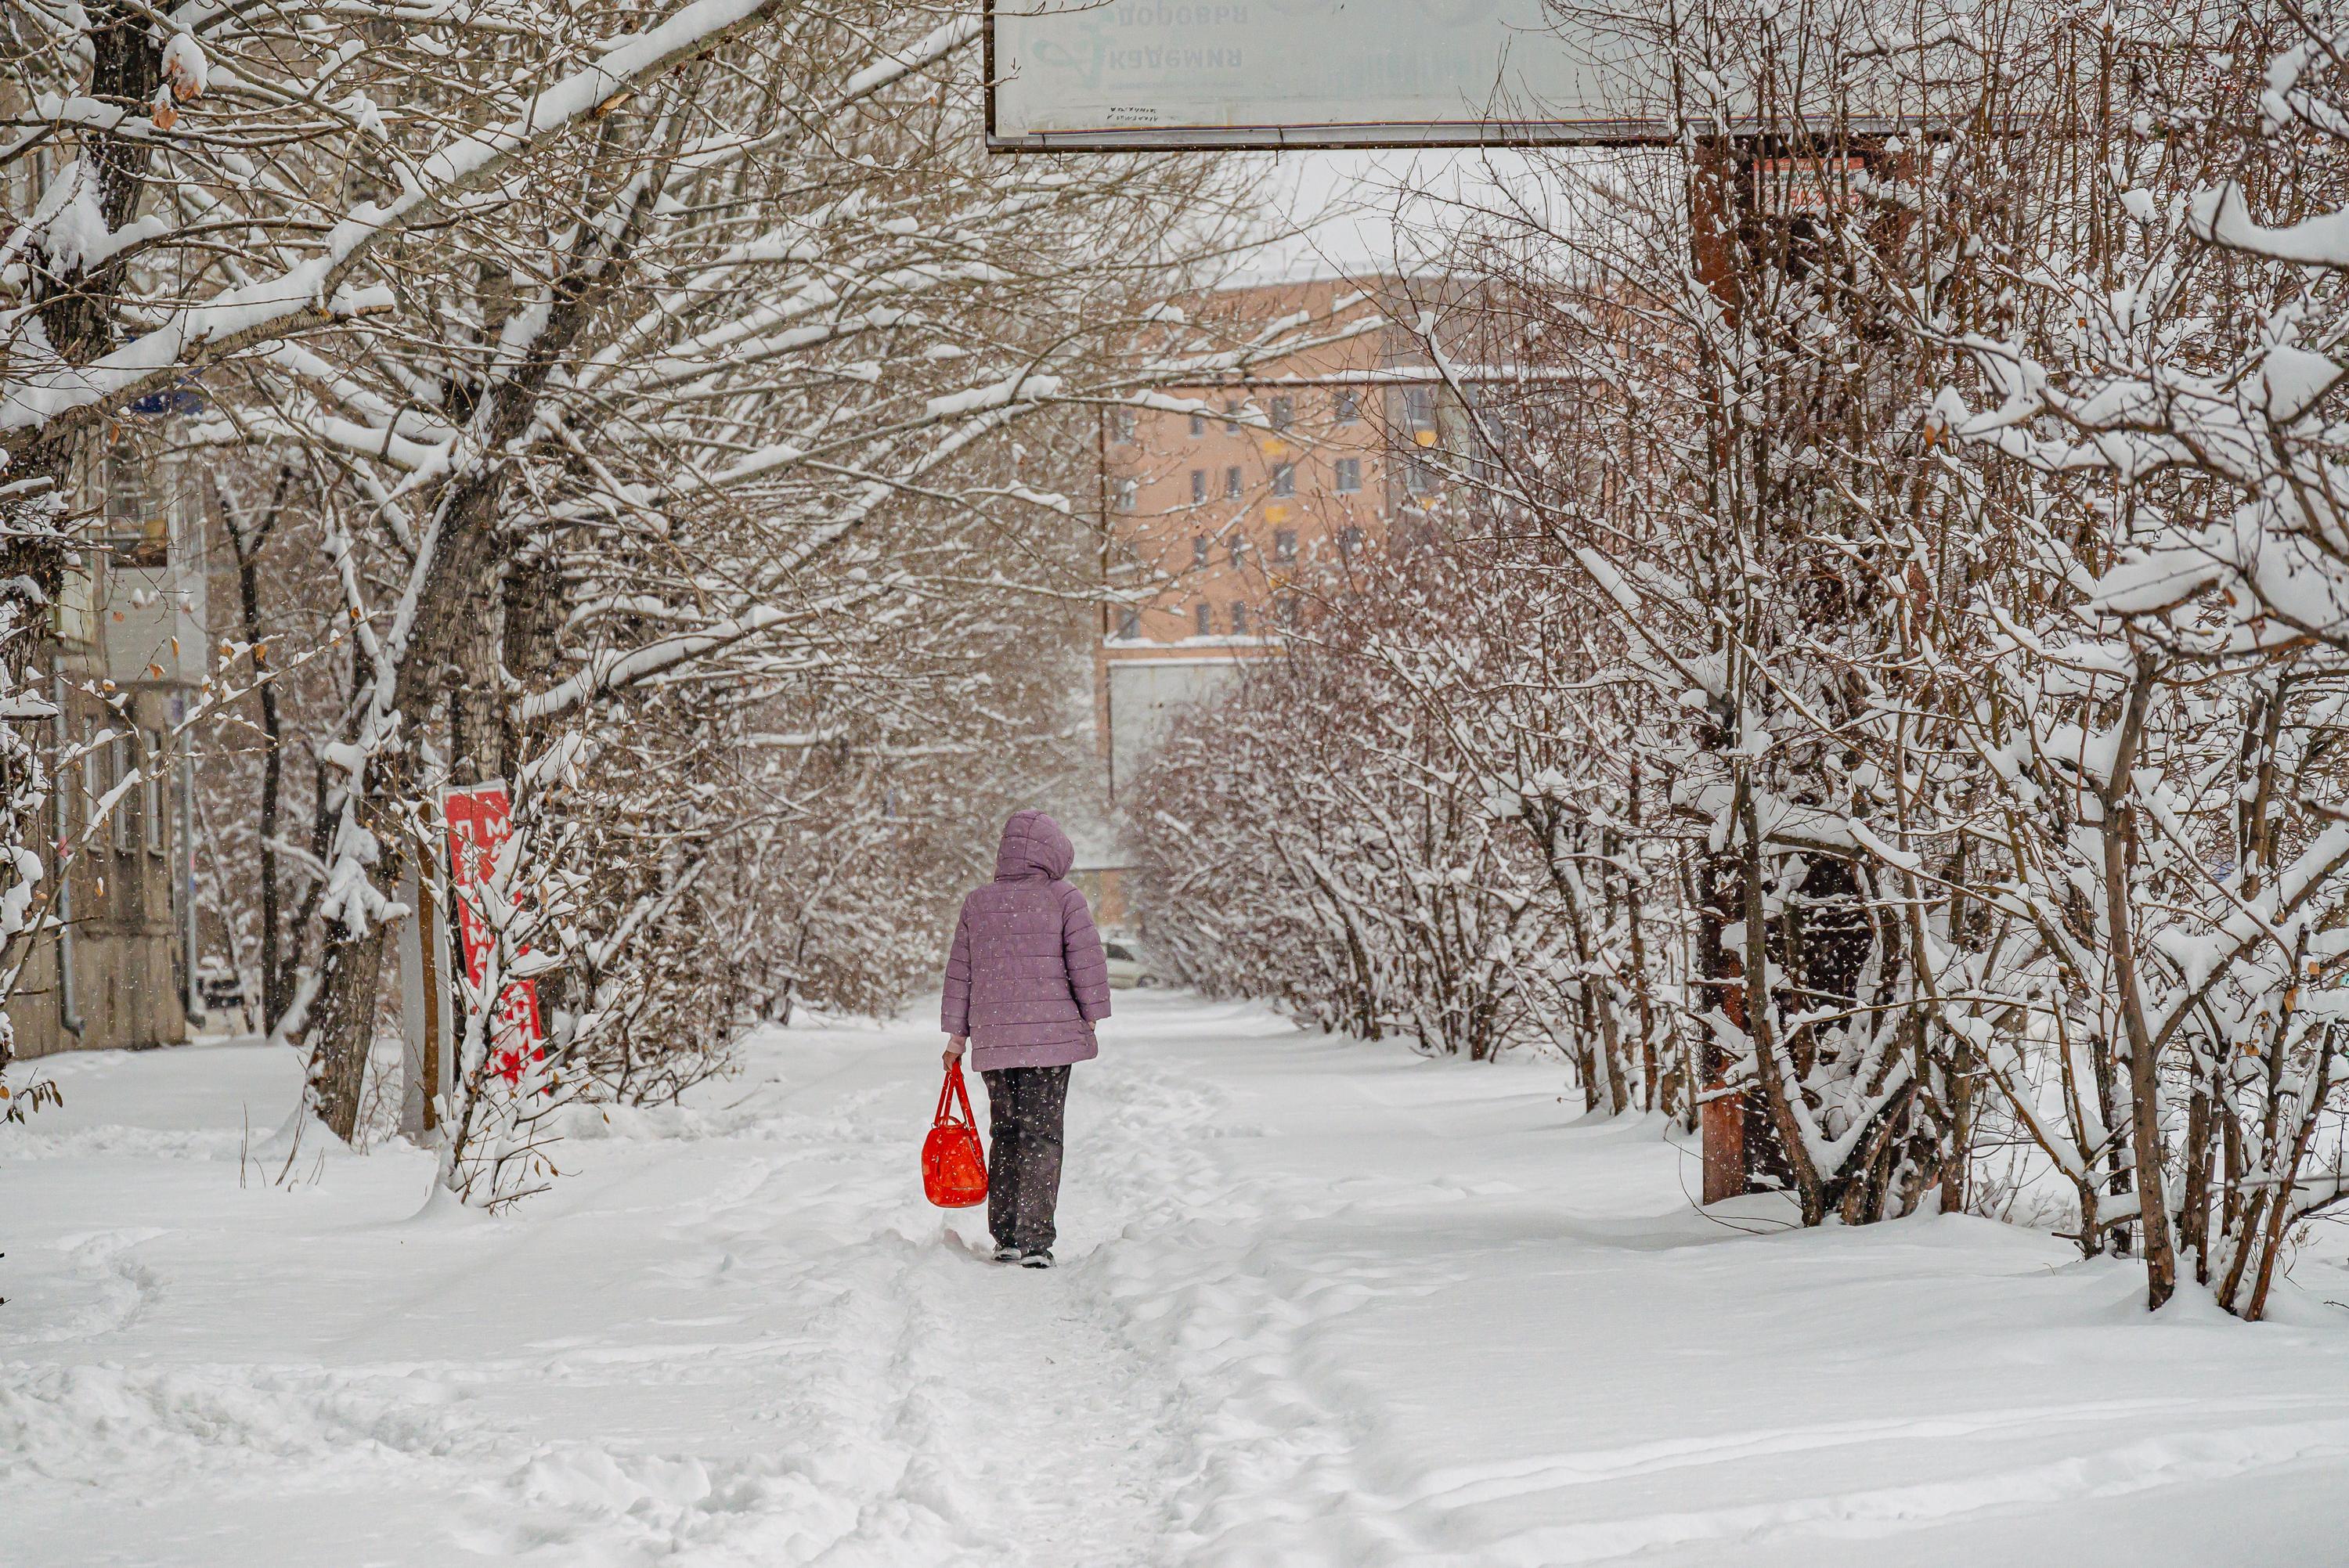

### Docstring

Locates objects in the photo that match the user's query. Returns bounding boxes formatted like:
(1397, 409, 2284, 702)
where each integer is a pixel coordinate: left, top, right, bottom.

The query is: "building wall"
(1094, 277, 1449, 800)
(7, 431, 206, 1058)
(12, 683, 193, 1058)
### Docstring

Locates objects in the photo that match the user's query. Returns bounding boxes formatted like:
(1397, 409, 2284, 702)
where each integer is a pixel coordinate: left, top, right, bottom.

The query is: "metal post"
(52, 670, 82, 1039)
(181, 746, 198, 1029)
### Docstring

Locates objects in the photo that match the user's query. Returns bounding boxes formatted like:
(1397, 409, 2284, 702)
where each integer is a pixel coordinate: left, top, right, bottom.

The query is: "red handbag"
(922, 1060, 989, 1208)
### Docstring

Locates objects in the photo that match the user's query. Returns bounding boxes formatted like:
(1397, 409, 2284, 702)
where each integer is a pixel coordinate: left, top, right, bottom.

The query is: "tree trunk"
(225, 470, 298, 1033)
(305, 462, 514, 1139)
(2100, 666, 2178, 1310)
(298, 199, 649, 1136)
(1740, 775, 1828, 1226)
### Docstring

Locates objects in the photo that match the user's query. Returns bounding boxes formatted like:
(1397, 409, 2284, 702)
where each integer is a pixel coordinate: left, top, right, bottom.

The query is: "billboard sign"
(986, 0, 1942, 151)
(987, 0, 1665, 150)
(441, 780, 547, 1084)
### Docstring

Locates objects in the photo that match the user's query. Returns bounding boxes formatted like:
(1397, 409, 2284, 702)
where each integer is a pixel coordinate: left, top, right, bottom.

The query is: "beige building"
(1094, 277, 1463, 803)
(9, 424, 209, 1058)
(1084, 277, 1483, 926)
(0, 94, 211, 1058)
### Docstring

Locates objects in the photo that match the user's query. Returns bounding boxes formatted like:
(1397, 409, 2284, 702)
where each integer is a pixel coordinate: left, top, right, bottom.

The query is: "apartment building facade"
(9, 423, 211, 1058)
(1093, 277, 1463, 805)
(0, 86, 216, 1058)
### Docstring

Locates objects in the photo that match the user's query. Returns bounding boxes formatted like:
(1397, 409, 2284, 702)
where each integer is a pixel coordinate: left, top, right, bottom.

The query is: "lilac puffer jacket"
(941, 811, 1111, 1071)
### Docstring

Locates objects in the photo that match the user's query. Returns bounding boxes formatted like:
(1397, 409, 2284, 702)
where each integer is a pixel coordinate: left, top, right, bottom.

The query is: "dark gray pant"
(982, 1065, 1070, 1253)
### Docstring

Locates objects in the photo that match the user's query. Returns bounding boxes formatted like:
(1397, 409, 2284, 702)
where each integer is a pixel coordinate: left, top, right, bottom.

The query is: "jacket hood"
(994, 809, 1075, 881)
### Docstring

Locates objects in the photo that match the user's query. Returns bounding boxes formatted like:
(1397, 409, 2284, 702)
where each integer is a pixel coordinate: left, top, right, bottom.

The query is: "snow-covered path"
(8, 992, 2349, 1566)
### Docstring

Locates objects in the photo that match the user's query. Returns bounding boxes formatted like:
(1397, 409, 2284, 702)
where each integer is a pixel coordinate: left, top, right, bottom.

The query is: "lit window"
(1190, 469, 1207, 505)
(1334, 457, 1362, 493)
(1224, 466, 1242, 500)
(1272, 463, 1294, 499)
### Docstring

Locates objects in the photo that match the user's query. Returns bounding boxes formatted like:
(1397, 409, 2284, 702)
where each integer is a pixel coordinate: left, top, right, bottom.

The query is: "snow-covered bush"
(1127, 532, 1649, 1069)
(1923, 1, 2349, 1315)
(1133, 0, 2349, 1318)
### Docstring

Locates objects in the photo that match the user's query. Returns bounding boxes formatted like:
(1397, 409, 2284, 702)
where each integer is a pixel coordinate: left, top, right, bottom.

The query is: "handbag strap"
(936, 1059, 976, 1127)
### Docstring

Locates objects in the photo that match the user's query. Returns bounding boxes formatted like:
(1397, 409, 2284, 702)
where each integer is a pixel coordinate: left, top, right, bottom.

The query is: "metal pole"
(182, 747, 198, 1029)
(52, 670, 82, 1038)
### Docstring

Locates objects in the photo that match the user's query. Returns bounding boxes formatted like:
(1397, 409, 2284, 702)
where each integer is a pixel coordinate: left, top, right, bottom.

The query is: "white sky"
(1231, 148, 1559, 282)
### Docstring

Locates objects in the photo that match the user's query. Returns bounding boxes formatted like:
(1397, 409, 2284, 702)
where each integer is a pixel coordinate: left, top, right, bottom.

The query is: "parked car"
(1102, 934, 1149, 989)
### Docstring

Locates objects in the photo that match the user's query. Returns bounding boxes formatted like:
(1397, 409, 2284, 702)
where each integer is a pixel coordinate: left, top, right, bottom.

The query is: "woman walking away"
(940, 810, 1111, 1269)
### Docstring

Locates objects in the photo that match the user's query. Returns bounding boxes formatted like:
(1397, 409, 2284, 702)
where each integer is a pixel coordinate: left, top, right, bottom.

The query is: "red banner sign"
(441, 780, 545, 1083)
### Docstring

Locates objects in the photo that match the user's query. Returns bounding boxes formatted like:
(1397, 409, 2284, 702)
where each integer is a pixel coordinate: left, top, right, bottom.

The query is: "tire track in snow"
(1419, 1416, 2349, 1566)
(1392, 1393, 2349, 1510)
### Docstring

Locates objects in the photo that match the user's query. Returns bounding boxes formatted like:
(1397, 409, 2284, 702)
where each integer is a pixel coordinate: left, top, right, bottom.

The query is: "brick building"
(1082, 276, 1477, 925)
(1093, 277, 1464, 795)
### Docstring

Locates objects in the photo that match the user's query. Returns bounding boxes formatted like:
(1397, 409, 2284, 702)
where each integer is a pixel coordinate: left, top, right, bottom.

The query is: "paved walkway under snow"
(8, 992, 2349, 1566)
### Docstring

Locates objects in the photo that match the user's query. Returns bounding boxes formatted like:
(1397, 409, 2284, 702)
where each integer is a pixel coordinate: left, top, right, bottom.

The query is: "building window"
(1116, 606, 1141, 640)
(1272, 463, 1294, 498)
(1274, 528, 1297, 563)
(1224, 465, 1242, 500)
(1189, 411, 1207, 437)
(1333, 390, 1359, 425)
(112, 731, 135, 855)
(1405, 456, 1432, 495)
(1339, 524, 1364, 558)
(1223, 399, 1241, 434)
(80, 726, 103, 853)
(1228, 538, 1245, 568)
(1116, 477, 1138, 512)
(1404, 385, 1436, 431)
(1334, 456, 1362, 493)
(1277, 594, 1299, 625)
(1192, 535, 1210, 569)
(1268, 395, 1294, 431)
(143, 731, 165, 852)
(1111, 406, 1136, 442)
(104, 434, 170, 568)
(1190, 468, 1207, 505)
(1229, 602, 1250, 636)
(1195, 603, 1212, 636)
